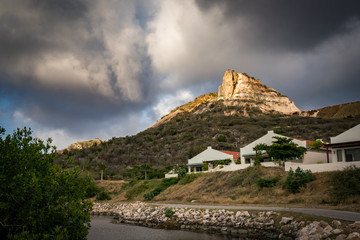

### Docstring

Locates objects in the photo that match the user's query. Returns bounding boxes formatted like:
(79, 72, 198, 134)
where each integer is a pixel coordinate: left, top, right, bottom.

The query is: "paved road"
(153, 203, 360, 222)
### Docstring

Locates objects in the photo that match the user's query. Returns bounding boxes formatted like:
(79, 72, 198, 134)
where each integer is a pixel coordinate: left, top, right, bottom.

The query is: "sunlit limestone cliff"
(218, 70, 300, 114)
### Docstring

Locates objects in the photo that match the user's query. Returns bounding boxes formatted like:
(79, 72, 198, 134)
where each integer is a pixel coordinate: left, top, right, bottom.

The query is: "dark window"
(196, 167, 202, 172)
(345, 148, 360, 162)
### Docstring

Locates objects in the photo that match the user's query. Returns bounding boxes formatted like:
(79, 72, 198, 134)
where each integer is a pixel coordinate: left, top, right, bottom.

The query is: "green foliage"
(212, 159, 231, 166)
(202, 162, 208, 171)
(125, 182, 151, 200)
(82, 175, 101, 198)
(266, 137, 307, 165)
(329, 166, 360, 203)
(308, 140, 324, 150)
(121, 164, 169, 180)
(96, 191, 112, 201)
(235, 158, 241, 164)
(178, 173, 201, 185)
(253, 158, 261, 166)
(143, 177, 179, 200)
(0, 127, 92, 239)
(257, 177, 279, 188)
(165, 208, 174, 218)
(170, 165, 187, 179)
(217, 135, 227, 142)
(285, 167, 315, 193)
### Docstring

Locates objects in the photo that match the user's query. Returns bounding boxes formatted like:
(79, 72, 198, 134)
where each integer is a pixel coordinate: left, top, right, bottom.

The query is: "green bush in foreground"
(285, 167, 315, 193)
(0, 127, 92, 240)
(330, 166, 360, 203)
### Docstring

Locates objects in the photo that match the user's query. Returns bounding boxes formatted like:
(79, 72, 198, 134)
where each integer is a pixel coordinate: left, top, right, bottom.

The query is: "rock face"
(218, 70, 300, 114)
(58, 138, 103, 153)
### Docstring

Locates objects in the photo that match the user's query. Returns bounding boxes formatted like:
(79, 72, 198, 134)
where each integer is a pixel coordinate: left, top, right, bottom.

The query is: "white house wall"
(303, 150, 330, 164)
(331, 124, 360, 143)
(240, 130, 307, 162)
(285, 161, 360, 173)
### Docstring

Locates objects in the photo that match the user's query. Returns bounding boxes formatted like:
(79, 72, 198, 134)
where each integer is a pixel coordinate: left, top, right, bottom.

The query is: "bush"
(0, 127, 92, 239)
(96, 191, 112, 201)
(285, 167, 315, 193)
(217, 135, 227, 142)
(143, 177, 179, 200)
(330, 166, 360, 203)
(203, 162, 208, 171)
(125, 183, 151, 200)
(257, 177, 278, 188)
(165, 208, 174, 218)
(235, 158, 241, 164)
(178, 173, 201, 185)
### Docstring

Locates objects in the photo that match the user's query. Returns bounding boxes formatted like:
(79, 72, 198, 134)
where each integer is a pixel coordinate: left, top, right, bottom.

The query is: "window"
(336, 150, 342, 162)
(196, 167, 202, 172)
(345, 148, 360, 162)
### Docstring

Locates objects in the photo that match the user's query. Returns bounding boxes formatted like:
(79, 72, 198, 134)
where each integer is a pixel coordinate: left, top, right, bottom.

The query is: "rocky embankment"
(91, 202, 360, 240)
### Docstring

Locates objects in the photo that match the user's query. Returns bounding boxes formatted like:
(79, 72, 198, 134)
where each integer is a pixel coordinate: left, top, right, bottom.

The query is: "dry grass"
(154, 167, 360, 211)
(95, 168, 360, 212)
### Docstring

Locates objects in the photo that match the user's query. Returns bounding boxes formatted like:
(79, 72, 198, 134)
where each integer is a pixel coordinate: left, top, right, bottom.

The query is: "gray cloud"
(195, 0, 360, 51)
(0, 0, 359, 148)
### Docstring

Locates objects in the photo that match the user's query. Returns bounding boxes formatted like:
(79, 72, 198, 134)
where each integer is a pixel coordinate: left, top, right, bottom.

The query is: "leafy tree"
(140, 164, 151, 180)
(98, 162, 107, 181)
(254, 143, 268, 166)
(0, 127, 92, 239)
(266, 137, 307, 166)
(308, 140, 324, 150)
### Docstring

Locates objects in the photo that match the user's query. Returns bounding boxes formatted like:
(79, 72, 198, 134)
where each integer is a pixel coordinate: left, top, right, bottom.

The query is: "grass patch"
(178, 173, 202, 185)
(330, 166, 360, 203)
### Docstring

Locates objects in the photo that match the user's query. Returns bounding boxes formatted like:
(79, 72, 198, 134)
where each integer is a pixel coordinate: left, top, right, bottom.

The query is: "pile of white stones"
(91, 202, 360, 240)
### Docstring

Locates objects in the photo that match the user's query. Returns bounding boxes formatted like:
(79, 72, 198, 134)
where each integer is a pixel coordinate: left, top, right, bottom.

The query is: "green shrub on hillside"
(257, 177, 279, 188)
(143, 177, 179, 200)
(330, 166, 360, 203)
(178, 173, 202, 185)
(165, 208, 175, 218)
(96, 191, 112, 201)
(285, 167, 315, 193)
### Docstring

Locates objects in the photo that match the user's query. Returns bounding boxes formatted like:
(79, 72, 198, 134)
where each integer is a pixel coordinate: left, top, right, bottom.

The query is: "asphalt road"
(154, 203, 360, 222)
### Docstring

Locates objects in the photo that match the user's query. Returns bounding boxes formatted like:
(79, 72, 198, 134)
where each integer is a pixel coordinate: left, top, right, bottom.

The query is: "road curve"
(153, 203, 360, 222)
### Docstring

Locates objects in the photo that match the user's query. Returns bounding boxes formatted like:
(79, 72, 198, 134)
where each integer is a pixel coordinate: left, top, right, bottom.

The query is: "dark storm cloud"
(1, 0, 360, 148)
(195, 0, 360, 51)
(0, 0, 160, 135)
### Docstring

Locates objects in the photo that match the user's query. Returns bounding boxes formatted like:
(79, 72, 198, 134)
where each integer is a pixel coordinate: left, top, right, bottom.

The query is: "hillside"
(56, 70, 360, 179)
(98, 166, 360, 212)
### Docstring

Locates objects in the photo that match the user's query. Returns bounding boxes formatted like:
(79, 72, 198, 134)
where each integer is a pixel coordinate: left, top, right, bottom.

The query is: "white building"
(286, 124, 360, 172)
(187, 146, 239, 173)
(240, 130, 326, 165)
(327, 124, 360, 163)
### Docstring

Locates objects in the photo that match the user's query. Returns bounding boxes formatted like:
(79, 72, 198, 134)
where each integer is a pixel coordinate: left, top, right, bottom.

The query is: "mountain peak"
(218, 70, 300, 114)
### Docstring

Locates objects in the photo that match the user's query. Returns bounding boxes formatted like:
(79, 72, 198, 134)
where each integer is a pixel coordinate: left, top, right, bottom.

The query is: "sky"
(1, 0, 360, 149)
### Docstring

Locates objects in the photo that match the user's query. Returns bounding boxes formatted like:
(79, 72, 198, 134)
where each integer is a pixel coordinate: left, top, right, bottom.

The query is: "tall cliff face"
(218, 70, 300, 114)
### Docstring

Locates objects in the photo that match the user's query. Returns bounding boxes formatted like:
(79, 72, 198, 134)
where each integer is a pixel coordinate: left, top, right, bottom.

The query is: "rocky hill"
(57, 138, 103, 154)
(57, 70, 360, 179)
(151, 70, 359, 128)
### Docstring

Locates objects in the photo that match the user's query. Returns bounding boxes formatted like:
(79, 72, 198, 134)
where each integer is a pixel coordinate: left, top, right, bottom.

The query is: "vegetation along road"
(155, 204, 360, 222)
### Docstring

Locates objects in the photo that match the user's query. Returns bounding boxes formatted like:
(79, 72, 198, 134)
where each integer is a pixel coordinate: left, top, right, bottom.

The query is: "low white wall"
(165, 173, 178, 178)
(303, 151, 329, 164)
(285, 161, 360, 173)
